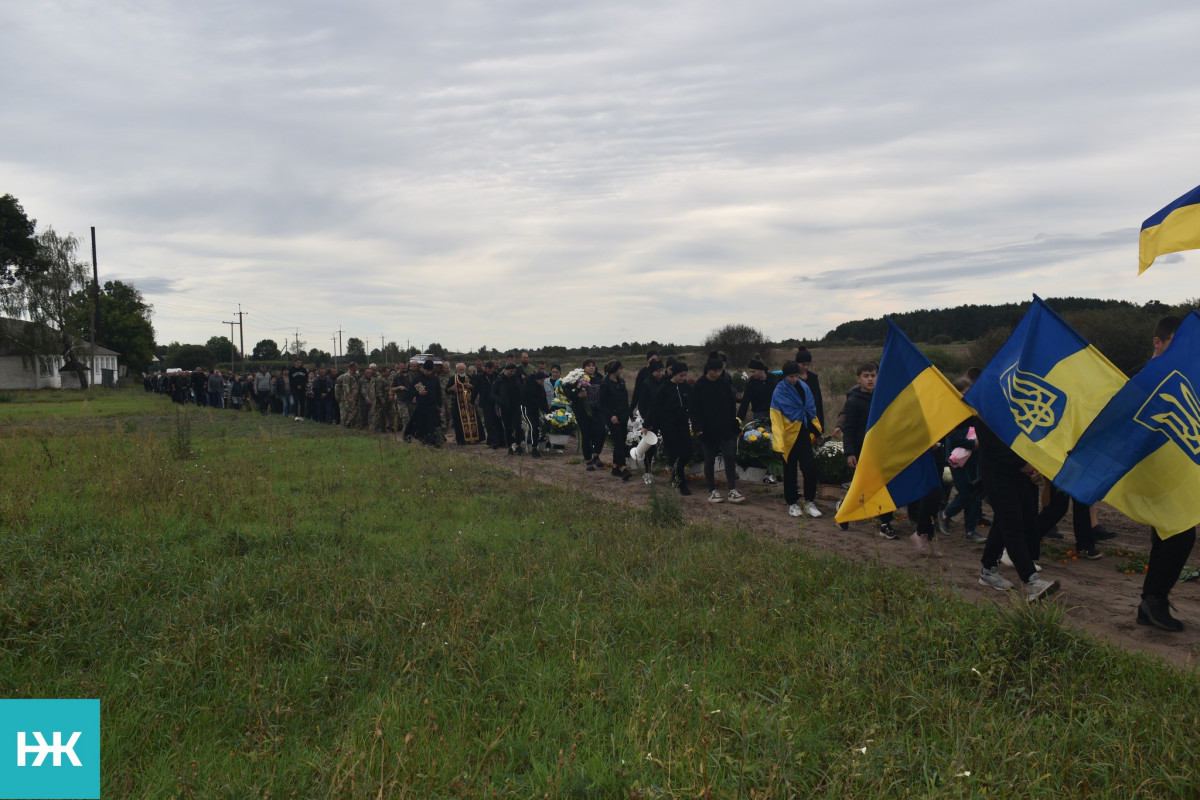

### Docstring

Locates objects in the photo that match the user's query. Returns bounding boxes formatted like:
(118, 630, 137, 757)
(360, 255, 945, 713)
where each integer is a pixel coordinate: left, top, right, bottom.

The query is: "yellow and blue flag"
(962, 296, 1127, 482)
(1053, 311, 1200, 537)
(835, 320, 971, 523)
(1140, 184, 1200, 274)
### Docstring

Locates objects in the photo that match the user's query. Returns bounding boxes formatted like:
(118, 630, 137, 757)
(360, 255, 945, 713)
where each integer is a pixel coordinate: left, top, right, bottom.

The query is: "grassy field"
(2, 389, 1199, 797)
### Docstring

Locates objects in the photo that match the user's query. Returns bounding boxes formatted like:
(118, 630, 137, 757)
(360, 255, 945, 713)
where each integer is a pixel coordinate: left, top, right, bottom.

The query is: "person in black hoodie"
(794, 347, 825, 436)
(598, 360, 633, 480)
(472, 361, 503, 449)
(646, 361, 693, 494)
(494, 362, 524, 454)
(519, 369, 549, 458)
(736, 356, 772, 423)
(632, 359, 665, 482)
(689, 357, 745, 504)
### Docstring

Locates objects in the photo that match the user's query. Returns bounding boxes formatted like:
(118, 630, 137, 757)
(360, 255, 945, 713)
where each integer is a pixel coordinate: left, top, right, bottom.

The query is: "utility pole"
(295, 329, 301, 361)
(381, 335, 386, 366)
(331, 335, 338, 369)
(222, 320, 237, 372)
(337, 327, 344, 363)
(89, 227, 99, 388)
(236, 305, 247, 366)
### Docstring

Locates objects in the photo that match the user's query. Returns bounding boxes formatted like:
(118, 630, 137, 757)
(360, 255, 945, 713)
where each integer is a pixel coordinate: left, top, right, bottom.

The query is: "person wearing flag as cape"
(771, 361, 822, 518)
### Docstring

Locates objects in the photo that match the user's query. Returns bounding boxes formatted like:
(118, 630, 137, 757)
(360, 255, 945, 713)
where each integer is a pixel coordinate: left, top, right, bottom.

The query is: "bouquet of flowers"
(815, 438, 854, 485)
(560, 368, 588, 396)
(736, 419, 781, 473)
(542, 406, 577, 435)
(729, 370, 749, 394)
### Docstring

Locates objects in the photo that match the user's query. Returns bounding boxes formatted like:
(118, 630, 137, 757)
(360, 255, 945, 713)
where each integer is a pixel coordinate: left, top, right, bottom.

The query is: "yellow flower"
(748, 435, 759, 442)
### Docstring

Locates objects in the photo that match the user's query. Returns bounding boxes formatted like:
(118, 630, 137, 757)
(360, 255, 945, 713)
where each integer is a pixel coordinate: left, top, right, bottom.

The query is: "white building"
(0, 318, 121, 390)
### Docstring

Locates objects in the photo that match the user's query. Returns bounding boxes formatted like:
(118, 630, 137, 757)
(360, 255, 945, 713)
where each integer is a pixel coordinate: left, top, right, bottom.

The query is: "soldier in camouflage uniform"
(335, 363, 363, 430)
(391, 361, 412, 437)
(359, 364, 378, 431)
(369, 365, 392, 433)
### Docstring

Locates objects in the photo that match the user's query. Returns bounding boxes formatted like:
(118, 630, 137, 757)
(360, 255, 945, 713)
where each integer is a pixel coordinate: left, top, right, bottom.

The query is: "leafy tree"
(703, 323, 768, 372)
(0, 194, 46, 289)
(206, 335, 238, 365)
(252, 338, 281, 360)
(66, 280, 156, 374)
(169, 344, 215, 371)
(381, 341, 403, 364)
(345, 337, 367, 360)
(1, 227, 91, 387)
(306, 347, 331, 366)
(426, 342, 448, 358)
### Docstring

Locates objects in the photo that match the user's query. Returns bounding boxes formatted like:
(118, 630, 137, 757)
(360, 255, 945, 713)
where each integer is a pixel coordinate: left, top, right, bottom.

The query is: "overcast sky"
(3, 0, 1199, 356)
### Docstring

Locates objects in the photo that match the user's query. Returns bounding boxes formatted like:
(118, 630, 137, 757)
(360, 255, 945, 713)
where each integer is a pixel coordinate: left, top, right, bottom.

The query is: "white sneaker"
(708, 490, 724, 504)
(1026, 576, 1060, 602)
(788, 503, 803, 517)
(727, 489, 746, 504)
(642, 473, 652, 485)
(979, 566, 1013, 591)
(804, 501, 822, 518)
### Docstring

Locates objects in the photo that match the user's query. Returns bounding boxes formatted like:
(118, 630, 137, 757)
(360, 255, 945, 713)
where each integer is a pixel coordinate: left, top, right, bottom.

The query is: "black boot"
(1138, 596, 1184, 632)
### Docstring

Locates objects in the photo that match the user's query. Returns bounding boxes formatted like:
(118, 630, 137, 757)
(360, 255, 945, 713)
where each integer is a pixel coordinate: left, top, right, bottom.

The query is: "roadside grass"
(1, 398, 1199, 796)
(0, 386, 163, 422)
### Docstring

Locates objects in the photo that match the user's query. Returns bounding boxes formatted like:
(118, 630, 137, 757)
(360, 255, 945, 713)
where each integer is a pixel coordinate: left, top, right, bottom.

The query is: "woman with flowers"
(564, 363, 601, 469)
(770, 361, 822, 518)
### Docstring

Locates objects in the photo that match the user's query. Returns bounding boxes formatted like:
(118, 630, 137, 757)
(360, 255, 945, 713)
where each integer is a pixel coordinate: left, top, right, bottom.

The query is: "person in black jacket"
(646, 362, 693, 494)
(632, 359, 665, 482)
(839, 362, 894, 537)
(689, 357, 744, 504)
(289, 358, 309, 418)
(976, 421, 1060, 602)
(736, 356, 772, 422)
(598, 360, 633, 480)
(472, 361, 503, 449)
(494, 362, 524, 454)
(794, 347, 825, 436)
(409, 359, 444, 446)
(519, 369, 549, 457)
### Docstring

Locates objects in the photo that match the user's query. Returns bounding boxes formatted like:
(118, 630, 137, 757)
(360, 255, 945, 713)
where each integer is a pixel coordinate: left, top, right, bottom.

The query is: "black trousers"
(783, 438, 817, 505)
(1144, 527, 1197, 599)
(607, 420, 628, 469)
(1034, 485, 1093, 558)
(981, 464, 1040, 583)
(907, 486, 942, 537)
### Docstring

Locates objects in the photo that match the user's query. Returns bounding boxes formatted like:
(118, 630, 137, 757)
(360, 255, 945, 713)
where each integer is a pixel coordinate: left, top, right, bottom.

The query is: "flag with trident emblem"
(963, 296, 1127, 484)
(1054, 311, 1200, 537)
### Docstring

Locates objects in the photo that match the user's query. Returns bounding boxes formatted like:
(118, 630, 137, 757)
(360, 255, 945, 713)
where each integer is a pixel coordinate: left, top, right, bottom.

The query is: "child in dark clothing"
(839, 362, 896, 538)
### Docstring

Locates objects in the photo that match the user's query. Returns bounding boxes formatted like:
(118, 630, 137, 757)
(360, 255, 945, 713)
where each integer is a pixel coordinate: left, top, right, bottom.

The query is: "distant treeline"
(819, 296, 1196, 376)
(821, 297, 1178, 345)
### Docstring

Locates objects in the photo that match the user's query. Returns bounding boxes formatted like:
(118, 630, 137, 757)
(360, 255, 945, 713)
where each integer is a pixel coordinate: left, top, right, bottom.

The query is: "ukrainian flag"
(1140, 184, 1200, 274)
(835, 320, 971, 523)
(1053, 311, 1200, 537)
(962, 296, 1127, 482)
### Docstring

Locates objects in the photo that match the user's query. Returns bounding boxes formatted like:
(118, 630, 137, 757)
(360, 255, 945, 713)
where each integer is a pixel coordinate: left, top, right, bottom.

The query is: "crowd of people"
(145, 319, 1195, 632)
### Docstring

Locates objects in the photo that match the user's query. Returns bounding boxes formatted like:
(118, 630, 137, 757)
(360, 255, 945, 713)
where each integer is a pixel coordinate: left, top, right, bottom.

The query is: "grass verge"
(1, 396, 1198, 797)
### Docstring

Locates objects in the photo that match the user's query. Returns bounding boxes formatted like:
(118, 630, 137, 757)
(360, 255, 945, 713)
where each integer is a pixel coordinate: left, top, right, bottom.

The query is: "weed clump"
(646, 485, 684, 528)
(168, 407, 192, 460)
